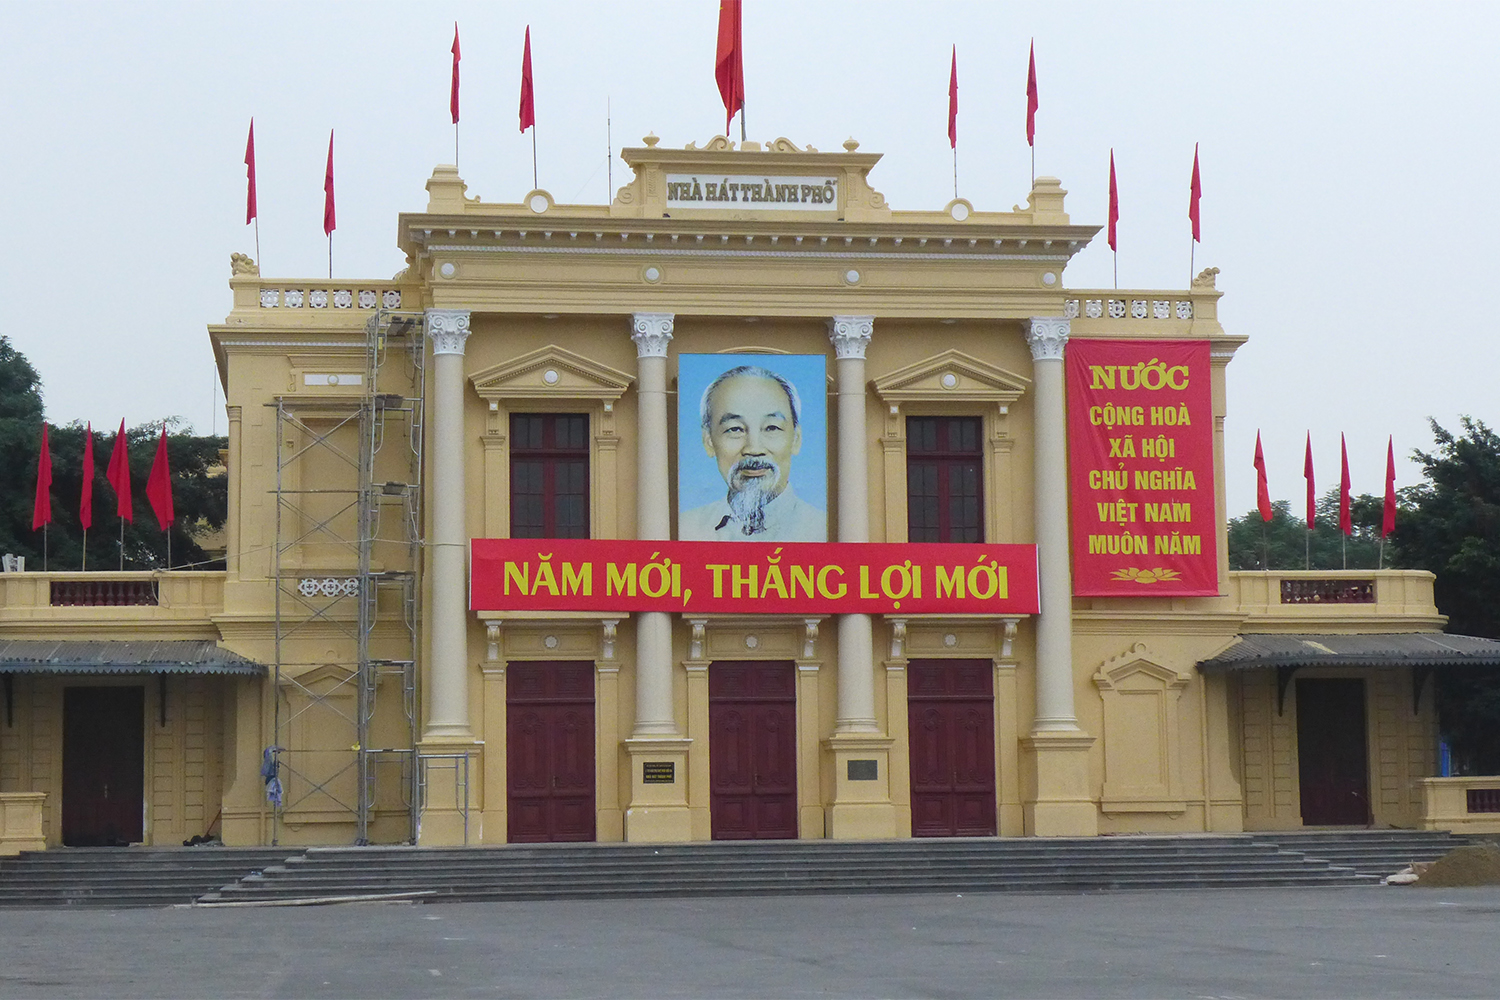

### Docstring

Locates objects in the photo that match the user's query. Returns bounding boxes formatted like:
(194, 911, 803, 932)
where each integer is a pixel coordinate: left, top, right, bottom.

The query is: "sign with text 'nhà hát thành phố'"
(1066, 339, 1219, 596)
(471, 540, 1039, 615)
(664, 175, 838, 211)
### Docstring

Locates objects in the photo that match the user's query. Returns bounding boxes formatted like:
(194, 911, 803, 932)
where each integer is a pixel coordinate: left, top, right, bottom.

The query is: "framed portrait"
(676, 353, 828, 541)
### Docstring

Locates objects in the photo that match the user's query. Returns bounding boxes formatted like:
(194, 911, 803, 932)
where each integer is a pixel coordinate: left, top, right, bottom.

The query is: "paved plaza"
(2, 886, 1498, 998)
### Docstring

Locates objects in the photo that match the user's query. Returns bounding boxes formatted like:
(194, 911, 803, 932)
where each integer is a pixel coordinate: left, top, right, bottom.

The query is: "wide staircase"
(1246, 829, 1477, 877)
(0, 847, 300, 908)
(0, 830, 1475, 908)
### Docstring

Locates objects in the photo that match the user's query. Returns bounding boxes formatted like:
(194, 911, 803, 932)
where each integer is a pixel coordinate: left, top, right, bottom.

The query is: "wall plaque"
(642, 761, 675, 784)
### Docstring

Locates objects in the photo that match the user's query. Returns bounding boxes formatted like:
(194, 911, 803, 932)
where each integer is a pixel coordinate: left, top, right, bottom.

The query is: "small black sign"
(642, 761, 675, 784)
(847, 759, 879, 781)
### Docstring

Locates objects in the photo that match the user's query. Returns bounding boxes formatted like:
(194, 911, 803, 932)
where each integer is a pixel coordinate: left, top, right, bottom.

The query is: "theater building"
(4, 134, 1499, 852)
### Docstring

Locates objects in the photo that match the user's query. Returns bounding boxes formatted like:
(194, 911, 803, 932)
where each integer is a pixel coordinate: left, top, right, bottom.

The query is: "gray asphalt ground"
(1, 886, 1498, 999)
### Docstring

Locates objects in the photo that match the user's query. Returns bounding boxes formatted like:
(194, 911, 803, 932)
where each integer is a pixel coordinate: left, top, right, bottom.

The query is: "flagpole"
(740, 105, 746, 144)
(327, 235, 332, 280)
(82, 528, 87, 572)
(531, 127, 538, 191)
(455, 122, 460, 170)
(119, 519, 125, 571)
(607, 97, 612, 201)
(952, 147, 958, 201)
(43, 523, 47, 572)
(1190, 241, 1195, 288)
(254, 219, 261, 274)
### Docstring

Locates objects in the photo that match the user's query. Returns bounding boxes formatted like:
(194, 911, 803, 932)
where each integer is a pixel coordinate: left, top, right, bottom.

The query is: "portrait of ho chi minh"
(677, 355, 827, 542)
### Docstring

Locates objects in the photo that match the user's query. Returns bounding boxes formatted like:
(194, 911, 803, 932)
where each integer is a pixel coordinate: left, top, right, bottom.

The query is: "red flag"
(1253, 431, 1271, 523)
(1381, 436, 1397, 538)
(1107, 150, 1119, 252)
(519, 26, 535, 133)
(450, 24, 461, 125)
(1303, 432, 1315, 528)
(80, 423, 94, 531)
(1025, 40, 1038, 148)
(33, 423, 52, 531)
(244, 119, 257, 225)
(147, 425, 175, 532)
(106, 419, 133, 523)
(1338, 433, 1352, 536)
(947, 46, 959, 149)
(1189, 143, 1202, 243)
(714, 1, 744, 136)
(322, 131, 336, 237)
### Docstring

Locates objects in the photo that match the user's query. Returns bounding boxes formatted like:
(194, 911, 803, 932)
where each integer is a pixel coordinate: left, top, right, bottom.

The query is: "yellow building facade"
(4, 136, 1498, 853)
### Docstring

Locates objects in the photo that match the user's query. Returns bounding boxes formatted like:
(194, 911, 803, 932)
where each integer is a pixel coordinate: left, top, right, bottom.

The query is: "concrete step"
(4, 830, 1468, 908)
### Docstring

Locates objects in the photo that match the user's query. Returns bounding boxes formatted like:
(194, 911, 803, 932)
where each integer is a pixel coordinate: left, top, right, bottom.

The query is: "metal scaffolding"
(270, 308, 426, 844)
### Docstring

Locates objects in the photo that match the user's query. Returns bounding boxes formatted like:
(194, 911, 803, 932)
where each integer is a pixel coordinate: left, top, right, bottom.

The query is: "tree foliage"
(0, 336, 226, 571)
(1392, 417, 1500, 772)
(1226, 490, 1391, 570)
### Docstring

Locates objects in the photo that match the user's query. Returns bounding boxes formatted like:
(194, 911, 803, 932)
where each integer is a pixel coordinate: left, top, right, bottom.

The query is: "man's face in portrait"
(702, 373, 802, 528)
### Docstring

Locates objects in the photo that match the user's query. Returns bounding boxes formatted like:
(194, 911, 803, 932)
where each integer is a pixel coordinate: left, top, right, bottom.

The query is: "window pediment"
(1093, 642, 1192, 691)
(469, 345, 633, 404)
(872, 349, 1030, 406)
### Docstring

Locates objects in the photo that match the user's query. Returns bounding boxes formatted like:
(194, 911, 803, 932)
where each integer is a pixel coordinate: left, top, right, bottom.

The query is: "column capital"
(426, 309, 472, 355)
(827, 315, 874, 359)
(1025, 317, 1069, 361)
(631, 313, 675, 357)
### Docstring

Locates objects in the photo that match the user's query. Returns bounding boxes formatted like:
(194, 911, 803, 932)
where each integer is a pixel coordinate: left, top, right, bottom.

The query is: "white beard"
(726, 457, 782, 535)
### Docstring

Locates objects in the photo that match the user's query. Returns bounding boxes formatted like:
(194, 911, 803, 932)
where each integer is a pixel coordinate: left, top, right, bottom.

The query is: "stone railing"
(0, 792, 46, 855)
(0, 572, 225, 624)
(1229, 570, 1442, 625)
(229, 277, 413, 315)
(1420, 777, 1500, 834)
(1064, 282, 1223, 333)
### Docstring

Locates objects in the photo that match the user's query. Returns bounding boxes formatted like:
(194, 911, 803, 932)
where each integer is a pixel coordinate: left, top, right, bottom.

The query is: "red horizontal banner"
(471, 539, 1039, 615)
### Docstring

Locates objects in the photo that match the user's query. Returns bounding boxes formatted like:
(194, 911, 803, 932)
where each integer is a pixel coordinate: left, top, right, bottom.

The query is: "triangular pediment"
(872, 349, 1030, 405)
(1093, 642, 1191, 691)
(469, 345, 633, 402)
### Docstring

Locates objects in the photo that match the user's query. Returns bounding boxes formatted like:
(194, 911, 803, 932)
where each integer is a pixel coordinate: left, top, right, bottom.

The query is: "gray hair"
(699, 365, 802, 430)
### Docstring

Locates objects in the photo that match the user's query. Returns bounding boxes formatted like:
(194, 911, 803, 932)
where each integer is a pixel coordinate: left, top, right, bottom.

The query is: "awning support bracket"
(1276, 665, 1297, 716)
(1412, 665, 1432, 716)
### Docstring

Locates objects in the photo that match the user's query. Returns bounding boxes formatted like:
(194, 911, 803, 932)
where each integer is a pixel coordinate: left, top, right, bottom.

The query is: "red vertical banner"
(1066, 339, 1218, 596)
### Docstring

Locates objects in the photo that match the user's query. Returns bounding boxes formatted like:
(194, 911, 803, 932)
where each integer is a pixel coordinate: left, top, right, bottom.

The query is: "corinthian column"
(1024, 317, 1079, 733)
(630, 312, 677, 737)
(828, 315, 876, 733)
(424, 308, 473, 739)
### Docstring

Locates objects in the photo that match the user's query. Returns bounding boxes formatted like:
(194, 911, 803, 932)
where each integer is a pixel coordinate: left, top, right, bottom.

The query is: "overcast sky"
(3, 2, 1496, 516)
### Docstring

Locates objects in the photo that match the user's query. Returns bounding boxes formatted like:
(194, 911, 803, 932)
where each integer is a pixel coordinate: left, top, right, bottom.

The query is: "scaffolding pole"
(269, 305, 426, 845)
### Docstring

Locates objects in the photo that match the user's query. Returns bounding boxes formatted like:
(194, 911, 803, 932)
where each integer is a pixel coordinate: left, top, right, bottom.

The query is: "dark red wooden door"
(709, 661, 798, 840)
(507, 662, 596, 842)
(1297, 678, 1371, 826)
(62, 686, 145, 846)
(908, 660, 996, 837)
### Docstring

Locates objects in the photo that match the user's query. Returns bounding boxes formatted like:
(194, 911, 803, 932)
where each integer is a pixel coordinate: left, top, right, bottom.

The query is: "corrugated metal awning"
(1197, 632, 1500, 672)
(0, 640, 266, 676)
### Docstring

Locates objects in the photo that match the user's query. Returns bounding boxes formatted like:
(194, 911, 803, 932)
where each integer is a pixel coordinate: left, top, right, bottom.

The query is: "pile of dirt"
(1415, 842, 1500, 887)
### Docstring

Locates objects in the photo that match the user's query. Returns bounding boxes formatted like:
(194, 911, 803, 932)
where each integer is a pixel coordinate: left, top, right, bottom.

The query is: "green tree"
(1227, 489, 1388, 570)
(0, 336, 227, 572)
(0, 337, 47, 559)
(1392, 417, 1500, 772)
